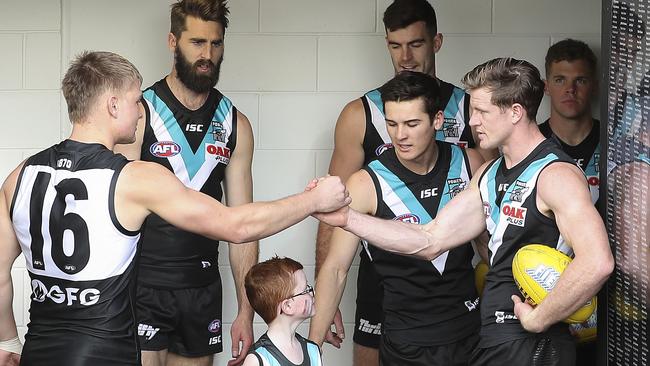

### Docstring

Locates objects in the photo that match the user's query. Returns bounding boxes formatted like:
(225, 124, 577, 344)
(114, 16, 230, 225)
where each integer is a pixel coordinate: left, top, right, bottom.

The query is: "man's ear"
(511, 103, 524, 124)
(543, 78, 550, 96)
(168, 32, 177, 52)
(108, 95, 119, 118)
(433, 33, 443, 53)
(432, 110, 444, 130)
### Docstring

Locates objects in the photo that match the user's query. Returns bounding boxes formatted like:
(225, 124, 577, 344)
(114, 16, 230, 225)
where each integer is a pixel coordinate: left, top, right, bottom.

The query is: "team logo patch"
(150, 141, 181, 158)
(393, 213, 420, 224)
(205, 143, 231, 164)
(502, 203, 527, 227)
(208, 319, 221, 333)
(443, 118, 460, 138)
(447, 177, 467, 198)
(375, 143, 393, 156)
(509, 180, 529, 203)
(212, 120, 226, 142)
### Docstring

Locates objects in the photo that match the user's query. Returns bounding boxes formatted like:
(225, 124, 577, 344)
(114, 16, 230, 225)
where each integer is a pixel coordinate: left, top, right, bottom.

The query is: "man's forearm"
(309, 267, 348, 346)
(0, 277, 18, 341)
(315, 222, 334, 276)
(343, 209, 436, 260)
(229, 241, 259, 316)
(527, 255, 612, 331)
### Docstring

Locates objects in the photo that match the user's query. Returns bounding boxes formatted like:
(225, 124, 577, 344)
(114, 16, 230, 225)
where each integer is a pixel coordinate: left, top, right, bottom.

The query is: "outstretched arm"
(513, 163, 614, 332)
(319, 165, 488, 261)
(117, 161, 350, 244)
(315, 99, 366, 276)
(0, 165, 24, 364)
(310, 170, 375, 348)
(224, 111, 258, 366)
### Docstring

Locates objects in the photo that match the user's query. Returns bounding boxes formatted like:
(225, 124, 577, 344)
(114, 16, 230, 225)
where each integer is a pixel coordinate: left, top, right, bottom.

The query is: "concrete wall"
(1, 0, 601, 364)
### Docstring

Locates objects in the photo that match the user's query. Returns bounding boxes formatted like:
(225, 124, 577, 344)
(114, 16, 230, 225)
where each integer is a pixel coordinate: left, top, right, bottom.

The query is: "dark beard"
(174, 47, 222, 93)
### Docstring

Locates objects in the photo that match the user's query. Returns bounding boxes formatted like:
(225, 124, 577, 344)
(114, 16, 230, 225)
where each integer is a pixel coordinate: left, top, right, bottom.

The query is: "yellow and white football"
(512, 244, 596, 324)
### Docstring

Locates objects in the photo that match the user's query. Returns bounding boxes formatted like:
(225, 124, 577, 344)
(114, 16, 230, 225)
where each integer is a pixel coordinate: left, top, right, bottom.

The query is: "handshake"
(303, 176, 352, 228)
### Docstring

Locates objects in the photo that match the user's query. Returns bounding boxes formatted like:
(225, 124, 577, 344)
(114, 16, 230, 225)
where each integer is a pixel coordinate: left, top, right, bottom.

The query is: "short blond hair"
(62, 51, 142, 123)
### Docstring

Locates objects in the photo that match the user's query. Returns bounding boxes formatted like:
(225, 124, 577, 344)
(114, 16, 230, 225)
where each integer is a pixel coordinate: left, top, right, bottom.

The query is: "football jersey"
(11, 140, 141, 365)
(539, 119, 600, 204)
(249, 333, 322, 366)
(360, 79, 474, 165)
(477, 139, 575, 347)
(363, 142, 480, 346)
(138, 79, 237, 289)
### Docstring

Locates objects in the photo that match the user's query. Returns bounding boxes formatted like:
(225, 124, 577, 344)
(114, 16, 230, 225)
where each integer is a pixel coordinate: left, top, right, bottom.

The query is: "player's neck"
(397, 142, 439, 175)
(501, 121, 546, 169)
(548, 113, 593, 146)
(267, 321, 304, 363)
(165, 72, 209, 111)
(69, 121, 114, 150)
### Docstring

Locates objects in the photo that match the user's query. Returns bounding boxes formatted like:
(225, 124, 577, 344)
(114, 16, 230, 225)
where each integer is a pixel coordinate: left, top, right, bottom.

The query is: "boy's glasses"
(287, 284, 314, 299)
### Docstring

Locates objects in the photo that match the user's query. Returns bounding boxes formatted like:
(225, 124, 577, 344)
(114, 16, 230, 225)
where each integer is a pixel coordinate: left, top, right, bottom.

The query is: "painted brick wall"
(0, 1, 601, 364)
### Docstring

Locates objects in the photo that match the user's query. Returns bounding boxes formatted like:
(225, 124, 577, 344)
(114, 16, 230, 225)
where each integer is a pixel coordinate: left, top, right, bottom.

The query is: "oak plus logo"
(31, 279, 100, 306)
(501, 203, 527, 227)
(205, 143, 231, 164)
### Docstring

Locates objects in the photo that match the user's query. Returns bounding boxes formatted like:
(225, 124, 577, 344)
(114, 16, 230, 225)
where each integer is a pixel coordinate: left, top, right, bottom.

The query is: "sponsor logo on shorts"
(205, 143, 231, 164)
(31, 279, 100, 306)
(502, 204, 527, 227)
(526, 264, 560, 293)
(393, 213, 420, 224)
(208, 335, 222, 345)
(358, 318, 381, 335)
(138, 323, 160, 340)
(465, 297, 480, 312)
(150, 141, 181, 158)
(494, 311, 518, 324)
(375, 143, 393, 156)
(208, 319, 221, 333)
(201, 261, 212, 269)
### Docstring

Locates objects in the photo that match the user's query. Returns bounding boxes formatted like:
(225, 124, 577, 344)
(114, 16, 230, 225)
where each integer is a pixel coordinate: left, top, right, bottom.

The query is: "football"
(512, 244, 596, 324)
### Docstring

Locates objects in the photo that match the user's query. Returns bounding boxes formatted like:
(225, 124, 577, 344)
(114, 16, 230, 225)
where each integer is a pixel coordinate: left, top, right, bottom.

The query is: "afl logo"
(393, 213, 420, 224)
(150, 141, 181, 158)
(375, 143, 393, 156)
(208, 319, 221, 333)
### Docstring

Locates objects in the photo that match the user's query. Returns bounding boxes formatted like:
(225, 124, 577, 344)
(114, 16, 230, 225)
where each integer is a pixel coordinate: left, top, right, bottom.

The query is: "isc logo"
(420, 188, 439, 199)
(185, 124, 204, 132)
(150, 141, 181, 158)
(208, 335, 222, 345)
